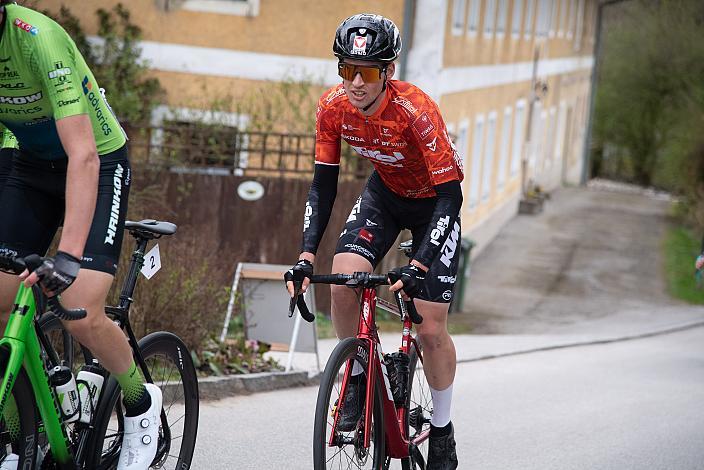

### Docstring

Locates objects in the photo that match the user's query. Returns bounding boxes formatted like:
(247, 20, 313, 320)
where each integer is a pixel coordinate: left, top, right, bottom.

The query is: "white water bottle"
(76, 359, 105, 424)
(50, 365, 80, 423)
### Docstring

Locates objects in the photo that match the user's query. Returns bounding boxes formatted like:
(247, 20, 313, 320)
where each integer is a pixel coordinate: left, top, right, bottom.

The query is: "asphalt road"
(192, 325, 704, 470)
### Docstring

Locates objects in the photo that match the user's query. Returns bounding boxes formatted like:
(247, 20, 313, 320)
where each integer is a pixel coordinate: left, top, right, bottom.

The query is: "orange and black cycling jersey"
(315, 80, 464, 198)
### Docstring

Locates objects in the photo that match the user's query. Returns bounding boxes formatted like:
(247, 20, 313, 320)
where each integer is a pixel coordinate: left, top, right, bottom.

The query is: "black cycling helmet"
(333, 13, 402, 63)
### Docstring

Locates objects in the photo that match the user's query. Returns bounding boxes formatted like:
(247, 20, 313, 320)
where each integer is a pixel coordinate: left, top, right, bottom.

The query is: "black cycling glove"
(34, 251, 81, 295)
(284, 259, 314, 288)
(389, 264, 425, 299)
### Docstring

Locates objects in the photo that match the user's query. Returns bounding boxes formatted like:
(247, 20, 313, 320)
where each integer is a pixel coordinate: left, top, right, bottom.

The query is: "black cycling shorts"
(0, 146, 131, 275)
(335, 172, 461, 304)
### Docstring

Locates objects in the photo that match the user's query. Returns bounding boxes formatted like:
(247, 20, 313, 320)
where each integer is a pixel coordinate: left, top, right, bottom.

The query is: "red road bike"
(291, 271, 433, 469)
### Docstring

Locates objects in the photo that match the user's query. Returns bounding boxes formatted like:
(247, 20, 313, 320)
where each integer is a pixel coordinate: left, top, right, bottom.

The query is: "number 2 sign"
(140, 244, 162, 280)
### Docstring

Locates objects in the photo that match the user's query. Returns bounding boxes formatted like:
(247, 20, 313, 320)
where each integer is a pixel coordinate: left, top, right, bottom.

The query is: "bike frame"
(0, 284, 73, 465)
(330, 287, 430, 459)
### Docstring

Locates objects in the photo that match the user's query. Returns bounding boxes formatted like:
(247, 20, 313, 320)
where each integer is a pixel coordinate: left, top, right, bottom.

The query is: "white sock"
(351, 361, 364, 376)
(430, 383, 453, 428)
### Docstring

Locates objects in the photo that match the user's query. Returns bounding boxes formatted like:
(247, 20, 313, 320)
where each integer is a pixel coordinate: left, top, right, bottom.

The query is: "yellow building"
(41, 0, 598, 254)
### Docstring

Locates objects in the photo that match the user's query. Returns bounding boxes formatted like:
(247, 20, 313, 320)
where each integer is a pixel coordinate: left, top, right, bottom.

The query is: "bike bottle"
(76, 359, 106, 424)
(385, 351, 410, 405)
(49, 365, 80, 423)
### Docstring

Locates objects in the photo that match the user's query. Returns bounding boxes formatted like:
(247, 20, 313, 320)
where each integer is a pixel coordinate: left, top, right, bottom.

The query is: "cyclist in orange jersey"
(287, 13, 462, 470)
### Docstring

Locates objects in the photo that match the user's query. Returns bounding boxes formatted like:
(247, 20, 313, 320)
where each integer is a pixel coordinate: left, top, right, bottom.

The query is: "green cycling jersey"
(0, 4, 126, 159)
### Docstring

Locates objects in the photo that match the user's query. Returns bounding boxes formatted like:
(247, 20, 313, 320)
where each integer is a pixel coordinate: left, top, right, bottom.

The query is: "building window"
(497, 106, 512, 189)
(496, 0, 509, 37)
(536, 0, 550, 37)
(469, 116, 483, 208)
(484, 0, 497, 38)
(482, 112, 497, 201)
(558, 0, 567, 37)
(573, 0, 585, 50)
(510, 101, 526, 177)
(511, 0, 524, 38)
(567, 0, 576, 38)
(549, 0, 558, 37)
(181, 0, 260, 17)
(452, 0, 468, 35)
(467, 0, 481, 35)
(524, 0, 535, 39)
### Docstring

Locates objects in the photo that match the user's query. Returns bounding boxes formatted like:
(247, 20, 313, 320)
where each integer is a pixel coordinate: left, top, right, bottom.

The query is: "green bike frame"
(0, 284, 73, 465)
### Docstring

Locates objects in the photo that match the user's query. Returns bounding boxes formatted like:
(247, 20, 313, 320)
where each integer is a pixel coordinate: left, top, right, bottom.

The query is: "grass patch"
(664, 226, 704, 304)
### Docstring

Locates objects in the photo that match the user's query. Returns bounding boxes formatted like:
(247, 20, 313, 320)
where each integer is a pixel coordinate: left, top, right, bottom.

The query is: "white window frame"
(573, 0, 585, 51)
(511, 0, 524, 38)
(496, 0, 509, 38)
(546, 106, 557, 168)
(467, 0, 481, 36)
(497, 106, 512, 190)
(468, 116, 484, 209)
(554, 101, 567, 165)
(567, 0, 576, 39)
(524, 0, 535, 39)
(452, 0, 468, 36)
(455, 119, 470, 191)
(484, 0, 497, 39)
(510, 100, 526, 177)
(182, 0, 260, 16)
(549, 0, 558, 37)
(558, 0, 567, 37)
(535, 0, 549, 37)
(482, 111, 497, 201)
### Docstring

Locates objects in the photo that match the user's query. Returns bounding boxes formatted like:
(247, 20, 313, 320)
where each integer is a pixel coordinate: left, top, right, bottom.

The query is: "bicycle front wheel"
(0, 347, 39, 470)
(403, 339, 433, 470)
(89, 331, 199, 469)
(313, 337, 385, 470)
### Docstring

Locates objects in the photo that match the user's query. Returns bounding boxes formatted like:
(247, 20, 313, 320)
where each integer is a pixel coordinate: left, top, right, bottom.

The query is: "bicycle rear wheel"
(89, 331, 199, 469)
(402, 339, 433, 470)
(313, 337, 384, 470)
(0, 347, 40, 470)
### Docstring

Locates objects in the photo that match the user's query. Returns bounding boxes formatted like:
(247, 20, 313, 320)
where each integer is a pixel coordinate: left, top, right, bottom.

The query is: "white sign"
(140, 244, 162, 280)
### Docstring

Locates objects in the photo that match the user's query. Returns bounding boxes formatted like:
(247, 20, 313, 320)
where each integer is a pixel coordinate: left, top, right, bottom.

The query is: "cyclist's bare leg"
(413, 298, 456, 390)
(60, 269, 134, 374)
(330, 253, 372, 339)
(0, 272, 22, 332)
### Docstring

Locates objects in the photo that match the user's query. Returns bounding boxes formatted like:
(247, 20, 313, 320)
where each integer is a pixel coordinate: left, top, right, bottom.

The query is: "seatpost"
(118, 236, 150, 310)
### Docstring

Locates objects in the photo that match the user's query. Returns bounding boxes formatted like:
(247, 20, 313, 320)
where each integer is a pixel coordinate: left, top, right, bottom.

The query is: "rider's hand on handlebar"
(388, 262, 427, 299)
(285, 259, 314, 297)
(20, 251, 81, 296)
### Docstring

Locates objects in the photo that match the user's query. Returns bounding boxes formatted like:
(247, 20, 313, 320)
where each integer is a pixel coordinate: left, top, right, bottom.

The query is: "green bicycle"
(0, 219, 199, 469)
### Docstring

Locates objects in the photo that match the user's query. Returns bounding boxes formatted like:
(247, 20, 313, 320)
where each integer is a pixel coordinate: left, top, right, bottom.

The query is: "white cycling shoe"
(117, 384, 163, 470)
(0, 453, 17, 470)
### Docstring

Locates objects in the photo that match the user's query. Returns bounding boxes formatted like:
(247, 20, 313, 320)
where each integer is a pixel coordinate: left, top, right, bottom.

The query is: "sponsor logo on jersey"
(438, 275, 456, 283)
(325, 87, 346, 104)
(412, 112, 435, 140)
(342, 123, 360, 131)
(303, 201, 312, 231)
(442, 290, 453, 301)
(0, 57, 10, 63)
(404, 187, 433, 197)
(429, 215, 451, 247)
(352, 35, 368, 55)
(391, 96, 418, 116)
(24, 116, 51, 126)
(48, 66, 72, 80)
(342, 133, 365, 143)
(431, 165, 454, 176)
(0, 67, 20, 81)
(381, 127, 392, 137)
(439, 221, 461, 268)
(350, 145, 405, 167)
(82, 76, 113, 136)
(0, 106, 41, 115)
(104, 164, 124, 245)
(365, 219, 378, 227)
(0, 82, 26, 89)
(57, 97, 80, 107)
(346, 196, 362, 223)
(0, 92, 42, 105)
(14, 18, 39, 35)
(358, 229, 374, 244)
(344, 243, 374, 260)
(380, 140, 407, 148)
(426, 136, 438, 152)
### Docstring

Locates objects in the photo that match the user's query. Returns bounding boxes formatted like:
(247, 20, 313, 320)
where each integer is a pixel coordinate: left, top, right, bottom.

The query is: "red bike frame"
(329, 287, 430, 459)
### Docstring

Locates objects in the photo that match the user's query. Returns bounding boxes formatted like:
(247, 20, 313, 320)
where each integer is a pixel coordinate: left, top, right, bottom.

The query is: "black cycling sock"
(124, 387, 152, 417)
(430, 421, 453, 437)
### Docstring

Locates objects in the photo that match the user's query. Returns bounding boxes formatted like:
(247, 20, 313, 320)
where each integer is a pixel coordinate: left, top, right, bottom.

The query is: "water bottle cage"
(384, 352, 410, 405)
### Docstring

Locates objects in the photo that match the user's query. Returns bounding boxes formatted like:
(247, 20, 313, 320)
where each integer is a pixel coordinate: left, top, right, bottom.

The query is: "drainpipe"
(580, 0, 630, 185)
(398, 0, 416, 81)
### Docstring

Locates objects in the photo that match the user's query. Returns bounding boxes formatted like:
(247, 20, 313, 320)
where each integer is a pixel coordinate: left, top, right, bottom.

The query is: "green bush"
(663, 227, 704, 304)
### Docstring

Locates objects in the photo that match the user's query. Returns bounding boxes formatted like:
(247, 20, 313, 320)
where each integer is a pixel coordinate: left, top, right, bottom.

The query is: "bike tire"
(313, 337, 385, 470)
(402, 340, 433, 470)
(88, 331, 199, 469)
(0, 347, 40, 470)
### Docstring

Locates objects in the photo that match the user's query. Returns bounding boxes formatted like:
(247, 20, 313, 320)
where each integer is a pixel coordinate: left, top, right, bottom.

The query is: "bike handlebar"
(0, 254, 87, 321)
(288, 272, 423, 325)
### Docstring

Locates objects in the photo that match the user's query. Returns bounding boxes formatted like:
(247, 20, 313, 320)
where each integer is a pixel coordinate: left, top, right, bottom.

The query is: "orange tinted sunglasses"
(337, 63, 387, 83)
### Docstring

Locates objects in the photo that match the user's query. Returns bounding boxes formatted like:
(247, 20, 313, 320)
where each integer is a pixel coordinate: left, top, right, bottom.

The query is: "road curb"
(456, 319, 704, 364)
(198, 319, 704, 400)
(197, 370, 321, 401)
